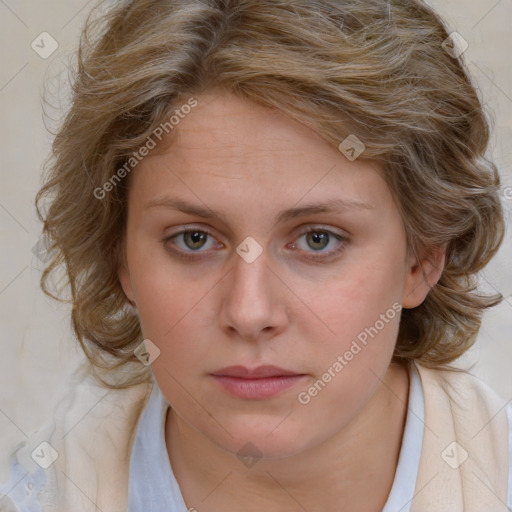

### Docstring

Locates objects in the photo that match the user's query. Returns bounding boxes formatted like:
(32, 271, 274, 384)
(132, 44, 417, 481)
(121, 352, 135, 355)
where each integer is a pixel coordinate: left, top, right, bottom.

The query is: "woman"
(1, 0, 510, 510)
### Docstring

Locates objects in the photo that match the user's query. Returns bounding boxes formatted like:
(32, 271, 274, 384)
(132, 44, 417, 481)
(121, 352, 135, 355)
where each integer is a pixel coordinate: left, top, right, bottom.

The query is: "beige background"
(1, 0, 511, 464)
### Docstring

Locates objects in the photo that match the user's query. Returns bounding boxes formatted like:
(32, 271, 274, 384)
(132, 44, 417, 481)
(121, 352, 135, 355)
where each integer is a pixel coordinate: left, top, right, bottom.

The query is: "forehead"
(175, 92, 331, 159)
(128, 91, 393, 218)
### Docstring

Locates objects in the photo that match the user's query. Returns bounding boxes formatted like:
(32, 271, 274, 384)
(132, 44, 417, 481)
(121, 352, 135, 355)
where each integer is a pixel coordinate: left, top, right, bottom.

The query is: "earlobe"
(402, 244, 446, 309)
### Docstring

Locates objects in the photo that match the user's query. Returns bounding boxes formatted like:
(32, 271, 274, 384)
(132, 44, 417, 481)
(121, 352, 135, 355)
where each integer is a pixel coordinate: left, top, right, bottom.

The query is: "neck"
(165, 361, 410, 512)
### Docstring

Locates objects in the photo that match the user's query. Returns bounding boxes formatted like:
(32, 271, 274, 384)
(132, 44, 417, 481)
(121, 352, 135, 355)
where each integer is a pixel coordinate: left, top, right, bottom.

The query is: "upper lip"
(211, 365, 302, 378)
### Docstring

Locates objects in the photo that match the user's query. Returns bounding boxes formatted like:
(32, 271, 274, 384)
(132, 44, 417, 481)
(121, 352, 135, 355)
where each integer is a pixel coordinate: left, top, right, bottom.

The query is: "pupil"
(186, 231, 206, 249)
(308, 232, 328, 250)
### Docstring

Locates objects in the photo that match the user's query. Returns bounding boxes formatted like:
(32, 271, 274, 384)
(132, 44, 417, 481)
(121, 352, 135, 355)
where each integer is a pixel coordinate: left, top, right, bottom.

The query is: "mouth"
(210, 365, 307, 400)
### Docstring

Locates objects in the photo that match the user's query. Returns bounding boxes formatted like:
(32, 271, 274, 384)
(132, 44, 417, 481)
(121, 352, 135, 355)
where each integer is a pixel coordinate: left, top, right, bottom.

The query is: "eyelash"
(162, 225, 348, 262)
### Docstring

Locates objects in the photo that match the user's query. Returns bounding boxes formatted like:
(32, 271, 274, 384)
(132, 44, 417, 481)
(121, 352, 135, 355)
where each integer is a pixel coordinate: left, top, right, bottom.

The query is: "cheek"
(126, 235, 200, 334)
(291, 254, 405, 419)
(135, 278, 210, 348)
(303, 283, 401, 391)
(127, 252, 220, 374)
(293, 288, 402, 438)
(303, 255, 405, 354)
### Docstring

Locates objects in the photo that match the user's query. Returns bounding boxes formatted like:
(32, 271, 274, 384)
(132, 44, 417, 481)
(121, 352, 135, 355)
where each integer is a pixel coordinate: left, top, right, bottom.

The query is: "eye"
(162, 225, 348, 262)
(289, 228, 348, 261)
(163, 228, 223, 260)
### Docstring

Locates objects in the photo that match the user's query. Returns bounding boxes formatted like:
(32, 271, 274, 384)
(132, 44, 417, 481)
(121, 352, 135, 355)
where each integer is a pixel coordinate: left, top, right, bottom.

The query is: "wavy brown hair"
(36, 0, 505, 388)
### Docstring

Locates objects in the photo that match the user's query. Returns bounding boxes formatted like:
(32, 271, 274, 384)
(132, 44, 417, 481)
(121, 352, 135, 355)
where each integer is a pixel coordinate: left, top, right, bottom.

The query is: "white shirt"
(128, 364, 425, 512)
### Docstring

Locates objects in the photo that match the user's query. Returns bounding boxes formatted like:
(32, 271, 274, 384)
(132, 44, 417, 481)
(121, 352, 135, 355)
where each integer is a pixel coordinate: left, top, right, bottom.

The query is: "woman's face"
(119, 91, 436, 459)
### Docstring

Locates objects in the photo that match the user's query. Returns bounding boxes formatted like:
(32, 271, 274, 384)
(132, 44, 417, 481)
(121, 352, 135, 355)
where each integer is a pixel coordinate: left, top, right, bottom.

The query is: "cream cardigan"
(1, 361, 510, 511)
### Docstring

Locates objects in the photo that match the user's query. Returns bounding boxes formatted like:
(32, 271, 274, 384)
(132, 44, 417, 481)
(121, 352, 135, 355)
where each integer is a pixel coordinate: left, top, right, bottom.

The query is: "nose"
(218, 246, 288, 343)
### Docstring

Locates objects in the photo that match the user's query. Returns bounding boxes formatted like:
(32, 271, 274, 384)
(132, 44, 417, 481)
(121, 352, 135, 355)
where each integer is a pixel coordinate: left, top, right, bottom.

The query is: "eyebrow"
(144, 195, 374, 224)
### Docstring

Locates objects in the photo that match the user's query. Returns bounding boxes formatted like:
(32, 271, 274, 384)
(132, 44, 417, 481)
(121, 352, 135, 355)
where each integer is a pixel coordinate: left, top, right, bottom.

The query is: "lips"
(211, 365, 301, 378)
(210, 365, 307, 400)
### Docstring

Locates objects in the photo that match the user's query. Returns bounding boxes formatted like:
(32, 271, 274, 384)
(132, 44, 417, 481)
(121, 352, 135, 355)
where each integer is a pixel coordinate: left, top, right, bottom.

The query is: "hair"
(35, 0, 505, 388)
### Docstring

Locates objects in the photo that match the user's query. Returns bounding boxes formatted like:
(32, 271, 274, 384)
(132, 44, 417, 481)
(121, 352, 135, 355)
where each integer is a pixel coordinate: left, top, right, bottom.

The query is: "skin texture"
(118, 91, 445, 511)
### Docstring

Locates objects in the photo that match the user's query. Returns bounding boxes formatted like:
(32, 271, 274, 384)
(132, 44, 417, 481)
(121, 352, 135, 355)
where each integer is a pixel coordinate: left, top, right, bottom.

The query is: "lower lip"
(212, 375, 306, 400)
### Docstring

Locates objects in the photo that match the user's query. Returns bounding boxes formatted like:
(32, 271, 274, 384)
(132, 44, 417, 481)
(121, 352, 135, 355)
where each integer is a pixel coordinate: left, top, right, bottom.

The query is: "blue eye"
(304, 231, 332, 250)
(163, 226, 348, 262)
(178, 230, 209, 250)
(165, 229, 219, 255)
(291, 229, 347, 260)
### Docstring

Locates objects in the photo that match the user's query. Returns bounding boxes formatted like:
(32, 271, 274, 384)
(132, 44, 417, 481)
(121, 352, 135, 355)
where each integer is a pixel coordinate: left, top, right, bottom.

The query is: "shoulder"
(414, 362, 511, 505)
(411, 363, 511, 510)
(0, 446, 47, 512)
(414, 362, 509, 416)
(0, 360, 154, 512)
(414, 362, 510, 444)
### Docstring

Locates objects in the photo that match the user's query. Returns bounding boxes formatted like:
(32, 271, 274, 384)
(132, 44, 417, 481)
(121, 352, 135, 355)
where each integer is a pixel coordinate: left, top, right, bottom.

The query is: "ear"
(402, 244, 446, 309)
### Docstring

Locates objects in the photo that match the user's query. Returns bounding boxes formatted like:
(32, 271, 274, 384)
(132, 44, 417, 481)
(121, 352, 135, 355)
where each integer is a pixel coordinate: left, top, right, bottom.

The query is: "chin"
(205, 418, 316, 462)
